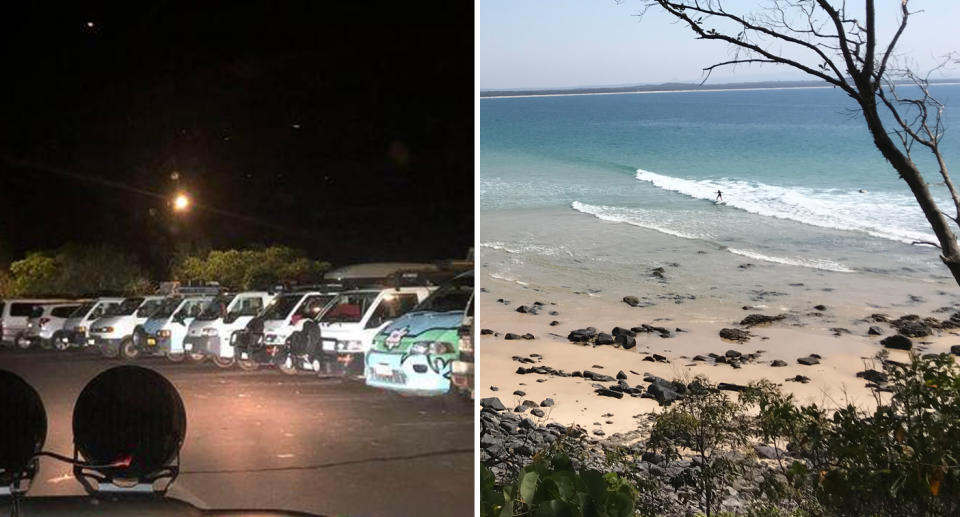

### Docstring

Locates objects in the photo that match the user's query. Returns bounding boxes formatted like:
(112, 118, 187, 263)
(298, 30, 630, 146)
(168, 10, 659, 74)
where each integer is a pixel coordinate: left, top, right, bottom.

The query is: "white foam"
(635, 168, 936, 244)
(570, 201, 706, 240)
(489, 273, 529, 286)
(727, 248, 854, 273)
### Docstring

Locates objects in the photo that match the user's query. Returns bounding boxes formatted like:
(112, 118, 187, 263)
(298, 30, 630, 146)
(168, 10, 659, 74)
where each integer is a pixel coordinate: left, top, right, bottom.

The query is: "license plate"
(147, 338, 156, 346)
(87, 338, 95, 345)
(18, 338, 30, 346)
(184, 343, 192, 351)
(240, 352, 248, 359)
(322, 341, 335, 351)
(374, 364, 393, 377)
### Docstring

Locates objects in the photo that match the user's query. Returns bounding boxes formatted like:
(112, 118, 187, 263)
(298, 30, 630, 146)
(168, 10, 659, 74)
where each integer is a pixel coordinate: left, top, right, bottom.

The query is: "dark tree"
(640, 0, 960, 285)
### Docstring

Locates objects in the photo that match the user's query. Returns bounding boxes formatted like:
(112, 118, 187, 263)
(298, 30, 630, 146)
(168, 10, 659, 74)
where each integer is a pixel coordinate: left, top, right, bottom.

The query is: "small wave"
(489, 273, 529, 286)
(635, 168, 934, 244)
(480, 241, 521, 254)
(727, 248, 854, 273)
(570, 201, 705, 240)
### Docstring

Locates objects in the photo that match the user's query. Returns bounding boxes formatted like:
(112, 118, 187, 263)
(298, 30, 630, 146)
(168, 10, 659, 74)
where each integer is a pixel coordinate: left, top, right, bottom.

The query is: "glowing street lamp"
(173, 193, 191, 212)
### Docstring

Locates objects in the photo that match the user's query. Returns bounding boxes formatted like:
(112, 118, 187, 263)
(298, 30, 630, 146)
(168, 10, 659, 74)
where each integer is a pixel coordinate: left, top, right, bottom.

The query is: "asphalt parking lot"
(0, 347, 474, 517)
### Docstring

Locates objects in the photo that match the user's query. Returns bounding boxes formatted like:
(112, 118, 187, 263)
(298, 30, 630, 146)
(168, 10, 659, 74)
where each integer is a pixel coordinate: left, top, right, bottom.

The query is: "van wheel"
(186, 352, 207, 364)
(237, 358, 259, 371)
(278, 354, 299, 375)
(16, 334, 31, 350)
(120, 338, 139, 359)
(54, 339, 70, 351)
(212, 356, 235, 369)
(166, 351, 185, 362)
(100, 341, 120, 358)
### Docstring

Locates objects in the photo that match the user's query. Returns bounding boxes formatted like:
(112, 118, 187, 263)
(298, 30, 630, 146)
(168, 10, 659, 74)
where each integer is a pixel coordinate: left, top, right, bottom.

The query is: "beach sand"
(476, 273, 959, 438)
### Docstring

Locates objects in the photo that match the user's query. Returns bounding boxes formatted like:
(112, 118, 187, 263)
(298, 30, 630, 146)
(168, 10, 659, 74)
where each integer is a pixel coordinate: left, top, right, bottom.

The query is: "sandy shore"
(476, 276, 959, 437)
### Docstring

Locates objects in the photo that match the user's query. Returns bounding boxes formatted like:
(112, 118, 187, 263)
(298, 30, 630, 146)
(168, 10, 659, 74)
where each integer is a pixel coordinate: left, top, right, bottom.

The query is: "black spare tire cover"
(0, 370, 46, 486)
(73, 365, 185, 481)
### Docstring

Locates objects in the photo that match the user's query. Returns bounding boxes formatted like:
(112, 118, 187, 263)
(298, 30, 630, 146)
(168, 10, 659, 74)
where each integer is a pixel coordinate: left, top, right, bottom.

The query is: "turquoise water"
(480, 85, 960, 277)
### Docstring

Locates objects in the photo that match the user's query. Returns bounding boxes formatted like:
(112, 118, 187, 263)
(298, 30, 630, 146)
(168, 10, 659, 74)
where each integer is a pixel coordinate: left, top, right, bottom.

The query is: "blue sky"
(477, 0, 960, 90)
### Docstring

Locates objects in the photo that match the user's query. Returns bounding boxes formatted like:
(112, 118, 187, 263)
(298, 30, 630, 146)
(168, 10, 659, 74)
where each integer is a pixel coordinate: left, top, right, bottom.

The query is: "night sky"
(1, 1, 473, 275)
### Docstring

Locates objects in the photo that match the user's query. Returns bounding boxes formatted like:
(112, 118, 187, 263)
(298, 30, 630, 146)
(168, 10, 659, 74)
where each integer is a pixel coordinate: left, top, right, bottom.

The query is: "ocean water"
(480, 85, 960, 286)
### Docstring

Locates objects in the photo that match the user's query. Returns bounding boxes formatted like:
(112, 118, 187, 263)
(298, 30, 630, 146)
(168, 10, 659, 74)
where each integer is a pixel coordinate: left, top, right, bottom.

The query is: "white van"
(1, 299, 69, 347)
(55, 297, 125, 350)
(183, 291, 275, 369)
(129, 295, 215, 360)
(87, 295, 166, 358)
(21, 302, 83, 349)
(232, 290, 339, 372)
(315, 286, 433, 376)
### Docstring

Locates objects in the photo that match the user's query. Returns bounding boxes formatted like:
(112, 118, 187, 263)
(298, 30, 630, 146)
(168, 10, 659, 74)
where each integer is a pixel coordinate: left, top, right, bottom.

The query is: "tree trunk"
(857, 94, 960, 286)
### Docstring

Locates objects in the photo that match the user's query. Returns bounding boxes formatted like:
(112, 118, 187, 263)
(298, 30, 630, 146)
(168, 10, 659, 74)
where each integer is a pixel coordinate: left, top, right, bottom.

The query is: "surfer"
(715, 190, 723, 202)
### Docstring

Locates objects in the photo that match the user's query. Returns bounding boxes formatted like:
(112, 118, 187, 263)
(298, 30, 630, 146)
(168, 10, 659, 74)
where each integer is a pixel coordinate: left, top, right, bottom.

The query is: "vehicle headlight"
(74, 326, 86, 334)
(202, 327, 219, 336)
(410, 341, 455, 355)
(265, 334, 278, 343)
(158, 329, 172, 338)
(94, 326, 114, 333)
(341, 340, 364, 351)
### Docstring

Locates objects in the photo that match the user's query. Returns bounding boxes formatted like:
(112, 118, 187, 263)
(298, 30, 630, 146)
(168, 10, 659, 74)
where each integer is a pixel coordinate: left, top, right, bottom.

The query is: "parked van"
(21, 302, 83, 349)
(55, 297, 124, 350)
(1, 299, 69, 347)
(184, 291, 276, 369)
(87, 295, 166, 358)
(129, 295, 215, 360)
(232, 290, 339, 372)
(365, 271, 473, 395)
(450, 294, 474, 398)
(316, 285, 434, 377)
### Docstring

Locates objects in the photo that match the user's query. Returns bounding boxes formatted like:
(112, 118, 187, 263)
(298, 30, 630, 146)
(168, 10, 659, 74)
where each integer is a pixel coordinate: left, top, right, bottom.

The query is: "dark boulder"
(522, 333, 535, 340)
(881, 334, 913, 350)
(951, 345, 960, 356)
(540, 398, 555, 407)
(530, 408, 545, 418)
(504, 333, 521, 340)
(740, 314, 787, 327)
(622, 296, 640, 307)
(595, 333, 614, 345)
(770, 359, 788, 367)
(616, 370, 628, 380)
(596, 388, 624, 399)
(867, 326, 884, 336)
(480, 329, 494, 335)
(719, 328, 751, 342)
(717, 382, 748, 392)
(797, 356, 820, 366)
(856, 369, 887, 384)
(480, 397, 506, 411)
(725, 349, 742, 358)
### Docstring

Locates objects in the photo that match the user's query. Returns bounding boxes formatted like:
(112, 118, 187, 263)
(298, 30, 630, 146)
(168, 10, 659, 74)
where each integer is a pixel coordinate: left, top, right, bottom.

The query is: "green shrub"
(480, 453, 636, 517)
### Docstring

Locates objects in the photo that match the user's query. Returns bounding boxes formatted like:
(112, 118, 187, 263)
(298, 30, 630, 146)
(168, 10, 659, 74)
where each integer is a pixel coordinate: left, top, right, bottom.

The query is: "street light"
(173, 193, 190, 212)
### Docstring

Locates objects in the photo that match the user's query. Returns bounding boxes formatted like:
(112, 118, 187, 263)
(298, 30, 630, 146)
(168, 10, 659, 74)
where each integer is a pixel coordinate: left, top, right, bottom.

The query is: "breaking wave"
(727, 248, 854, 273)
(635, 168, 934, 244)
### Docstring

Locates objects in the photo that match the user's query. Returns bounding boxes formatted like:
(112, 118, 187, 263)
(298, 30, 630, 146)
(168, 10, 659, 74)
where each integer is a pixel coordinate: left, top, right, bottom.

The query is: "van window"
(136, 298, 164, 318)
(88, 302, 116, 320)
(30, 305, 45, 318)
(197, 295, 235, 321)
(416, 279, 473, 312)
(71, 303, 95, 318)
(320, 292, 379, 324)
(106, 298, 144, 316)
(12, 303, 36, 317)
(261, 294, 304, 321)
(365, 293, 420, 329)
(52, 306, 79, 318)
(294, 294, 335, 319)
(229, 296, 264, 317)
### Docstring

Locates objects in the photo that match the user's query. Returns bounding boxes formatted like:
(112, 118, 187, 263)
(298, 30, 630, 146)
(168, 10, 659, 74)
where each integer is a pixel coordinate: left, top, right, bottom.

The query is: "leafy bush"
(6, 244, 150, 296)
(172, 245, 330, 290)
(481, 453, 636, 517)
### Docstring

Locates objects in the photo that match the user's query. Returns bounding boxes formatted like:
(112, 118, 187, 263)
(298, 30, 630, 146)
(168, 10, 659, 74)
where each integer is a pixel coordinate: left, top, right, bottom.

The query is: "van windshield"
(197, 295, 235, 321)
(319, 292, 379, 323)
(136, 298, 164, 318)
(151, 297, 184, 318)
(105, 298, 144, 316)
(261, 294, 303, 321)
(228, 295, 266, 317)
(415, 278, 473, 312)
(71, 303, 95, 318)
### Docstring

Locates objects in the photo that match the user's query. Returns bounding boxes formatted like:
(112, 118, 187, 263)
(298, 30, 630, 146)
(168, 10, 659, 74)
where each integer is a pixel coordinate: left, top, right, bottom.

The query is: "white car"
(55, 297, 125, 350)
(315, 286, 433, 377)
(183, 291, 276, 369)
(87, 295, 166, 358)
(22, 302, 83, 349)
(232, 290, 339, 373)
(128, 296, 215, 360)
(1, 299, 69, 347)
